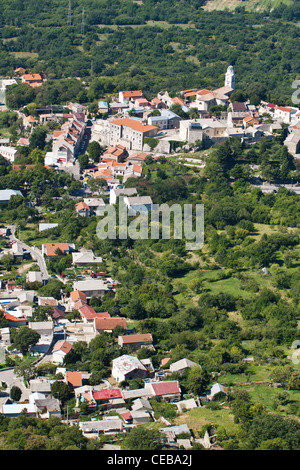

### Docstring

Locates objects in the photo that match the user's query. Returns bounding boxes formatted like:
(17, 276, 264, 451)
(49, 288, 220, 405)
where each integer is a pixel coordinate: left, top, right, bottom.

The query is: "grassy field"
(174, 406, 238, 435)
(202, 0, 293, 11)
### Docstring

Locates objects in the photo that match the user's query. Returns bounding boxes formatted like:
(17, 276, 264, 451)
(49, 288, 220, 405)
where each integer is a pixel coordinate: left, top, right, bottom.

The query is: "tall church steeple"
(225, 65, 235, 90)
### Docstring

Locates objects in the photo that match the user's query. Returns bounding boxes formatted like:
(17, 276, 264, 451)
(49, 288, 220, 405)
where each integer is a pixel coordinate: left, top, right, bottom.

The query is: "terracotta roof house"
(243, 116, 259, 127)
(52, 340, 74, 364)
(70, 290, 87, 304)
(75, 201, 91, 217)
(4, 313, 26, 327)
(92, 388, 125, 409)
(118, 333, 153, 350)
(42, 242, 75, 257)
(126, 152, 148, 164)
(79, 305, 110, 323)
(52, 307, 66, 320)
(103, 144, 127, 162)
(109, 118, 158, 151)
(147, 380, 181, 402)
(66, 371, 82, 389)
(119, 90, 143, 103)
(22, 73, 43, 87)
(14, 67, 26, 74)
(38, 297, 58, 307)
(94, 317, 127, 333)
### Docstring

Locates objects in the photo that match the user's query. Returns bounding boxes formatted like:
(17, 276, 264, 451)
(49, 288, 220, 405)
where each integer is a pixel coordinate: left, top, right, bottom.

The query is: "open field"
(202, 0, 293, 11)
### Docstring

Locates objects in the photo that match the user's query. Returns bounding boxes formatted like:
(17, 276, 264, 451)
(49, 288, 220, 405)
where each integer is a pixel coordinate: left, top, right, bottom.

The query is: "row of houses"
(45, 115, 87, 166)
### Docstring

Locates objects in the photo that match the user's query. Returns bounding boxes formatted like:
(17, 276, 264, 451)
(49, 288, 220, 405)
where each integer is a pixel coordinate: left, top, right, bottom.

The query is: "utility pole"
(67, 0, 72, 26)
(81, 8, 85, 35)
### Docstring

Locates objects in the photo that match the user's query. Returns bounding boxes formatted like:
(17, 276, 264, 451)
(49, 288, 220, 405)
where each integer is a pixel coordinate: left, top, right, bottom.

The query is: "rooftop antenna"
(81, 8, 85, 35)
(67, 0, 72, 26)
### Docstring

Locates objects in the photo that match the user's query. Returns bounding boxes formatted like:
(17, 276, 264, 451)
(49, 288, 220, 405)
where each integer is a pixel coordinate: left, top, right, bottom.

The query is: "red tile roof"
(93, 388, 122, 400)
(70, 290, 87, 303)
(150, 381, 181, 396)
(121, 90, 143, 98)
(79, 305, 110, 320)
(120, 333, 152, 344)
(122, 411, 132, 421)
(94, 317, 127, 331)
(111, 118, 158, 133)
(66, 371, 82, 388)
(43, 243, 70, 257)
(52, 340, 73, 354)
(4, 313, 26, 322)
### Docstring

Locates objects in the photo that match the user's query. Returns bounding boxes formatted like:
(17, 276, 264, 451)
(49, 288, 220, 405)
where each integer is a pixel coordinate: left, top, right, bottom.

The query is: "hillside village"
(0, 64, 299, 450)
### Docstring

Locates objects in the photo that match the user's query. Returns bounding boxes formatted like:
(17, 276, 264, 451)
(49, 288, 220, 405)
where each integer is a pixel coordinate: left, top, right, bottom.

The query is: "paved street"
(8, 225, 49, 281)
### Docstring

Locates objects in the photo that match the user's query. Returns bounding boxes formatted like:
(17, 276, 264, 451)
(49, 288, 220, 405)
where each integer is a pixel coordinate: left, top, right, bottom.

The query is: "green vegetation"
(0, 1, 299, 108)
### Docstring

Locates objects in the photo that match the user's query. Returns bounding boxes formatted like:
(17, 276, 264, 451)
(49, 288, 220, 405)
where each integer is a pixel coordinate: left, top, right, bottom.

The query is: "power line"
(81, 8, 85, 35)
(67, 0, 72, 26)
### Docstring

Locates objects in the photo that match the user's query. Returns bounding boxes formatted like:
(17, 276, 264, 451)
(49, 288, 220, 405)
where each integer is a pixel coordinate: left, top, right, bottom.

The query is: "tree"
(87, 141, 102, 162)
(87, 177, 108, 195)
(122, 426, 166, 450)
(78, 153, 89, 170)
(29, 126, 47, 150)
(10, 385, 22, 401)
(13, 327, 40, 353)
(51, 380, 70, 403)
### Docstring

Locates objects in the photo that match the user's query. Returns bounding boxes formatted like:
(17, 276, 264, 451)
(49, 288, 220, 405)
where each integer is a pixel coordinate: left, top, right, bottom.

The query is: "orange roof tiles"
(111, 118, 158, 133)
(120, 333, 152, 344)
(75, 201, 90, 211)
(70, 290, 87, 303)
(132, 164, 143, 173)
(66, 371, 82, 388)
(23, 73, 42, 81)
(43, 243, 69, 257)
(172, 97, 185, 105)
(121, 90, 143, 98)
(52, 340, 73, 354)
(95, 317, 127, 331)
(197, 89, 212, 95)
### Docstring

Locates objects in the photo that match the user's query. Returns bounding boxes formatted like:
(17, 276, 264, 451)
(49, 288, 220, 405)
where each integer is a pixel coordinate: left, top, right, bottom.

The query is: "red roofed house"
(274, 106, 293, 124)
(42, 242, 75, 257)
(4, 313, 26, 327)
(92, 388, 124, 410)
(79, 305, 110, 323)
(109, 118, 158, 151)
(15, 67, 26, 74)
(75, 201, 91, 217)
(118, 333, 153, 350)
(119, 90, 143, 103)
(66, 371, 82, 389)
(70, 290, 87, 305)
(147, 380, 181, 403)
(52, 340, 74, 364)
(103, 144, 127, 162)
(126, 152, 148, 165)
(22, 73, 43, 88)
(94, 317, 127, 334)
(243, 116, 259, 128)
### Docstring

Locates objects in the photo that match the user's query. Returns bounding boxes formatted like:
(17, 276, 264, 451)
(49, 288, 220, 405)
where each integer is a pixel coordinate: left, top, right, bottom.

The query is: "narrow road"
(8, 225, 49, 282)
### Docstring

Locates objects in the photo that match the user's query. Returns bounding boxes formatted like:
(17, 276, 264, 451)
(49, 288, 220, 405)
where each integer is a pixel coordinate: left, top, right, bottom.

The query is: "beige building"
(109, 118, 158, 151)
